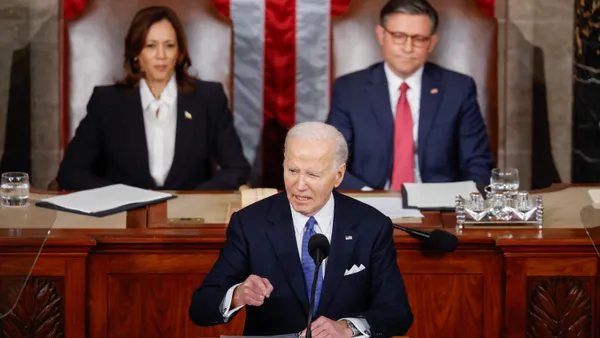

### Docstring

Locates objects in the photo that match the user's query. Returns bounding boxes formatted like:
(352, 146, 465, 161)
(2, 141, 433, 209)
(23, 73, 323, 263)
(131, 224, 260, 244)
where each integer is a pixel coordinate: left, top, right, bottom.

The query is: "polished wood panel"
(88, 252, 244, 338)
(106, 274, 207, 337)
(501, 240, 599, 338)
(403, 274, 484, 337)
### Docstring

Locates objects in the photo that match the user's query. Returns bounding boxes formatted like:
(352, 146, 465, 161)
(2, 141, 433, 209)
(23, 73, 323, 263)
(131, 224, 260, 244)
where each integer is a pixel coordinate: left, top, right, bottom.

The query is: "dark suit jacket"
(327, 62, 494, 190)
(189, 190, 413, 336)
(57, 80, 250, 191)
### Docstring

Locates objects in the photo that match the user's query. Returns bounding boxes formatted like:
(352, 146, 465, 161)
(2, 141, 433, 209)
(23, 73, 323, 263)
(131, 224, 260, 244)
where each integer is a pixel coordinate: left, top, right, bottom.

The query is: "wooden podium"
(0, 185, 598, 337)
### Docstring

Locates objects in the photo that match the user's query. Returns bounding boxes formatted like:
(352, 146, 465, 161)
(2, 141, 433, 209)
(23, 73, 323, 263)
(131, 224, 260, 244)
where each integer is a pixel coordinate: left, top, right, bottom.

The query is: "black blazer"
(189, 191, 413, 336)
(57, 80, 250, 191)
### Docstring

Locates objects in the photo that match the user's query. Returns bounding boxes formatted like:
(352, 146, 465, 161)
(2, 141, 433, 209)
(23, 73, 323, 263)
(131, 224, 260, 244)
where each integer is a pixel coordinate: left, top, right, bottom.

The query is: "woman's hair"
(117, 6, 197, 93)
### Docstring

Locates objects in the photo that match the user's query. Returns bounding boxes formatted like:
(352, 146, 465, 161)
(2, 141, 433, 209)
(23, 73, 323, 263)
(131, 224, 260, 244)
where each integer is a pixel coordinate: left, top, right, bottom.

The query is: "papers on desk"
(355, 197, 424, 218)
(35, 184, 175, 217)
(402, 181, 479, 210)
(587, 189, 600, 209)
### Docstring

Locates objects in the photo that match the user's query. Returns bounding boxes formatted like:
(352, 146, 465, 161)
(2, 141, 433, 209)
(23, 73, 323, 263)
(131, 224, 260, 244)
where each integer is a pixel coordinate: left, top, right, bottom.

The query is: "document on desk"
(588, 189, 600, 208)
(402, 181, 479, 210)
(36, 184, 175, 217)
(355, 197, 424, 218)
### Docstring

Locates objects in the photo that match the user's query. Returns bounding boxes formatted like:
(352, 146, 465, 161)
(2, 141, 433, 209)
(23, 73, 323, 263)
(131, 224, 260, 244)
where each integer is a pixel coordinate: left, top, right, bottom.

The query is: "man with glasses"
(327, 0, 493, 191)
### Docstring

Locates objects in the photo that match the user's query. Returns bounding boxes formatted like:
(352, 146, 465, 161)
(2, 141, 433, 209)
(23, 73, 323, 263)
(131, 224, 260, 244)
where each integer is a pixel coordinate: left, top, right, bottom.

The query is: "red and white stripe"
(212, 0, 350, 186)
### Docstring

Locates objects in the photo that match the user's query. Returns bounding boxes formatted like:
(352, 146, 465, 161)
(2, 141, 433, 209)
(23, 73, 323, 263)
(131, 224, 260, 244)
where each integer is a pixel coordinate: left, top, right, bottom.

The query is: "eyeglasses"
(382, 26, 432, 47)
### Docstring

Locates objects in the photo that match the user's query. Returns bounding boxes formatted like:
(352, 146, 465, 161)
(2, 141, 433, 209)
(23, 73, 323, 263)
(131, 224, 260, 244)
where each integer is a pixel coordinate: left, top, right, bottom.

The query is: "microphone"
(306, 234, 330, 338)
(393, 224, 458, 253)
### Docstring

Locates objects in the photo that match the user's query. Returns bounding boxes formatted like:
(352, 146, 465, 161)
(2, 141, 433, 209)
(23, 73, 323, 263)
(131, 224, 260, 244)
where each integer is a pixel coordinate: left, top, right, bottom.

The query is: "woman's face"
(137, 19, 179, 84)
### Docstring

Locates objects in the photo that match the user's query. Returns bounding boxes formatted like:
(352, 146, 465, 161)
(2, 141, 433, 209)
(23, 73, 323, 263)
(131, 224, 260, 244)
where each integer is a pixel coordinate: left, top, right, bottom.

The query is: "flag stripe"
(331, 0, 351, 16)
(295, 0, 331, 123)
(229, 0, 265, 170)
(260, 0, 296, 188)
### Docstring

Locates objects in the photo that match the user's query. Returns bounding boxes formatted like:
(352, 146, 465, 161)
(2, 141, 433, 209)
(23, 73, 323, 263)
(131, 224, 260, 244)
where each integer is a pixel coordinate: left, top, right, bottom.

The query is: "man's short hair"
(285, 122, 348, 171)
(380, 0, 439, 35)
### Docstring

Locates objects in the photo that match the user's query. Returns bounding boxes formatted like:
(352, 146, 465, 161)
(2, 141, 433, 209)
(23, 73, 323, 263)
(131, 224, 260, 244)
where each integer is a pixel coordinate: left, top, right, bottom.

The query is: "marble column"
(572, 0, 600, 182)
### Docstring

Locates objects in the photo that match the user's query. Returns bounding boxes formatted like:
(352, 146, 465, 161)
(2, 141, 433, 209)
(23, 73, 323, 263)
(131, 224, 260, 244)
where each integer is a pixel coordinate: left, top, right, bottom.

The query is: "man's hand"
(300, 317, 353, 338)
(231, 274, 274, 308)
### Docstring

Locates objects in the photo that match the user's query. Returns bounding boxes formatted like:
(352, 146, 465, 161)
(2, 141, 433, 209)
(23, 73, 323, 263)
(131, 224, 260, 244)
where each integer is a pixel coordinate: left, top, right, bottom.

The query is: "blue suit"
(327, 62, 493, 190)
(189, 191, 413, 336)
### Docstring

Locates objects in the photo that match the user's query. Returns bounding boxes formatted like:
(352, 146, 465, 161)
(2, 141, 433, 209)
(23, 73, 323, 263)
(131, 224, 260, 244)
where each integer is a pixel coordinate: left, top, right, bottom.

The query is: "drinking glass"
(1, 172, 30, 207)
(490, 168, 519, 197)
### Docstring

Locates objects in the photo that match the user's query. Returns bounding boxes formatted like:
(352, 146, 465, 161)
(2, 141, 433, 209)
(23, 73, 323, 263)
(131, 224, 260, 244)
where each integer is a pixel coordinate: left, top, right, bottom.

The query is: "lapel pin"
(185, 111, 192, 120)
(345, 236, 353, 240)
(430, 88, 439, 94)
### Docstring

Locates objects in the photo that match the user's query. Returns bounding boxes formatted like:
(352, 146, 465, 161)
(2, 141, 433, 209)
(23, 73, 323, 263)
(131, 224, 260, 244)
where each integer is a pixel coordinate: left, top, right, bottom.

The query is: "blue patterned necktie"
(302, 216, 323, 316)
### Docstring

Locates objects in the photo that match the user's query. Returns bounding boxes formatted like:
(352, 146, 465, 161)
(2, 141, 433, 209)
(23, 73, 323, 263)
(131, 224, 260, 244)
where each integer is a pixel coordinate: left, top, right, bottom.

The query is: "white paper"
(403, 181, 478, 209)
(588, 189, 600, 206)
(355, 197, 423, 218)
(39, 184, 173, 214)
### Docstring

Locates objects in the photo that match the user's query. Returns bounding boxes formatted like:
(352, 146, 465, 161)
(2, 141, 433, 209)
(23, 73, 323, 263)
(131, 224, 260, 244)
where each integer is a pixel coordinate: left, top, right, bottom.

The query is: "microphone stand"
(305, 250, 323, 338)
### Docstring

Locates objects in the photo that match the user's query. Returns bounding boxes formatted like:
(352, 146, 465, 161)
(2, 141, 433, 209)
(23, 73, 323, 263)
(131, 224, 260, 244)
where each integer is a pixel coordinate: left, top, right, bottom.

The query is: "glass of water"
(1, 172, 30, 207)
(490, 168, 519, 197)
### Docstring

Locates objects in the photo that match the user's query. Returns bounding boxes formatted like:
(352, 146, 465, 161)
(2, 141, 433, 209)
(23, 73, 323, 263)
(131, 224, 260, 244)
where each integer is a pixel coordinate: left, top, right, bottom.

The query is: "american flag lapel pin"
(345, 235, 353, 240)
(185, 111, 192, 120)
(430, 88, 439, 94)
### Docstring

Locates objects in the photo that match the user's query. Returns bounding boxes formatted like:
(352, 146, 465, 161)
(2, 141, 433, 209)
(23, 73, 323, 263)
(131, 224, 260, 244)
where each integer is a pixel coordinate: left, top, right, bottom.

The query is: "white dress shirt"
(139, 75, 177, 187)
(219, 194, 370, 336)
(363, 63, 424, 191)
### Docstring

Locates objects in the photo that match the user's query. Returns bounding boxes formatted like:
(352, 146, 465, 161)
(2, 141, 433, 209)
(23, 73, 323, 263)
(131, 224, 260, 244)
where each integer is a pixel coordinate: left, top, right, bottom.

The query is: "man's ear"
(428, 34, 438, 53)
(334, 163, 346, 188)
(375, 25, 385, 47)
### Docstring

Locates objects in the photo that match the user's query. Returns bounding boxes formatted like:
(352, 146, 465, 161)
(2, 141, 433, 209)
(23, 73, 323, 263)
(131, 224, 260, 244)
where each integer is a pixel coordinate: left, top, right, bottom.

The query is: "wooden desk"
(0, 187, 598, 337)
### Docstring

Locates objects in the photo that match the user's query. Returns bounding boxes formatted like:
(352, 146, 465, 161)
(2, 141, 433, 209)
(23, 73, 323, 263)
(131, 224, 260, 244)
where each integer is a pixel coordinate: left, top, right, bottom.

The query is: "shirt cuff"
(361, 186, 374, 191)
(339, 317, 371, 337)
(220, 282, 244, 322)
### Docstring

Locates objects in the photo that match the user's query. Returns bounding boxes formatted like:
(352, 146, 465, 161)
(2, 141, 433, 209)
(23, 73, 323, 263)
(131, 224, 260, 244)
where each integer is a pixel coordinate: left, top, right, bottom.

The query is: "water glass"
(1, 172, 30, 207)
(490, 168, 519, 197)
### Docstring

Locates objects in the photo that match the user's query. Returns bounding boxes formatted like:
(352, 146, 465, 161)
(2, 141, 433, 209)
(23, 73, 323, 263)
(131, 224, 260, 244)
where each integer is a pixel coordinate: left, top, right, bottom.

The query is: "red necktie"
(391, 82, 414, 190)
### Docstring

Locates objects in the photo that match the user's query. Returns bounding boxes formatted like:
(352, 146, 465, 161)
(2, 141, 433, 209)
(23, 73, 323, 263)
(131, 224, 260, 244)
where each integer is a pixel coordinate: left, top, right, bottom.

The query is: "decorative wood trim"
(0, 278, 64, 337)
(527, 277, 592, 337)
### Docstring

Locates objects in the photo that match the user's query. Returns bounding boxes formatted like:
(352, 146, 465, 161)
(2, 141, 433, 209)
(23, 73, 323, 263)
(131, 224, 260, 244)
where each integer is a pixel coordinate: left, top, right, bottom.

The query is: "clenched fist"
(232, 274, 274, 308)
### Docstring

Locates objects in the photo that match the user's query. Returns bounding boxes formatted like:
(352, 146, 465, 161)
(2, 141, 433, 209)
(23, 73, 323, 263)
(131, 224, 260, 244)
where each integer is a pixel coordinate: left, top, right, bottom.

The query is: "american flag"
(62, 0, 495, 189)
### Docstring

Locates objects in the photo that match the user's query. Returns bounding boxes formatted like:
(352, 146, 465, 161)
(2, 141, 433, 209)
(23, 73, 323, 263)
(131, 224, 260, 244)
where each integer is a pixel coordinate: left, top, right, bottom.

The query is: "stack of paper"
(402, 181, 479, 210)
(36, 184, 175, 217)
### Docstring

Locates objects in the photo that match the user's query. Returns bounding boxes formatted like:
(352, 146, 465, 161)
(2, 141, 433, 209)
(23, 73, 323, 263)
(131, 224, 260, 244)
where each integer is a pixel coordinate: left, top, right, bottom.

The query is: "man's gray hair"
(284, 122, 349, 170)
(380, 0, 439, 35)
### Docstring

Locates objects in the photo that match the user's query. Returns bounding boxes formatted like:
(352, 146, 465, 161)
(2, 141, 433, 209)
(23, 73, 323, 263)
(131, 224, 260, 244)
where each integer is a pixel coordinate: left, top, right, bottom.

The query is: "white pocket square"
(344, 264, 366, 276)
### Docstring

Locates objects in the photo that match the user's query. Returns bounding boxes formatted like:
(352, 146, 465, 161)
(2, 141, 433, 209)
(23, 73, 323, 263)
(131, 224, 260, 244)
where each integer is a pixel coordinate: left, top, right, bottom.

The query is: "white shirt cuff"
(220, 282, 244, 322)
(361, 186, 374, 191)
(339, 317, 371, 337)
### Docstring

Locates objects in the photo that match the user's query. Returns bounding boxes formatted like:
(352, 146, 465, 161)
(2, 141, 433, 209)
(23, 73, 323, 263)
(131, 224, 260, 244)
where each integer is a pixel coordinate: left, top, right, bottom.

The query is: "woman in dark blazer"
(58, 6, 250, 191)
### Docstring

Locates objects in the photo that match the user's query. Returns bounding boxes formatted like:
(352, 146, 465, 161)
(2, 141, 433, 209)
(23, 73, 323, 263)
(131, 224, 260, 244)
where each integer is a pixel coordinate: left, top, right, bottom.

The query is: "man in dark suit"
(327, 0, 493, 191)
(189, 122, 413, 337)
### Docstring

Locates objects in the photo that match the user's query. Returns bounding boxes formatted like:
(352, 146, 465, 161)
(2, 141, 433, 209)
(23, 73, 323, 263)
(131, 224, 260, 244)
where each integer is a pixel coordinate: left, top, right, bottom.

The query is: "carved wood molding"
(0, 277, 63, 337)
(527, 277, 592, 337)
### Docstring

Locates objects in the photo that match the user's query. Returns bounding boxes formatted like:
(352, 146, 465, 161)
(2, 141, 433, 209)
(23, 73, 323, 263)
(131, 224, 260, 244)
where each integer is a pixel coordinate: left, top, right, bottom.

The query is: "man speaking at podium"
(189, 122, 413, 337)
